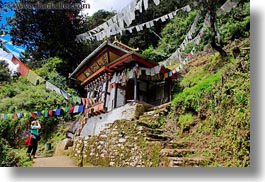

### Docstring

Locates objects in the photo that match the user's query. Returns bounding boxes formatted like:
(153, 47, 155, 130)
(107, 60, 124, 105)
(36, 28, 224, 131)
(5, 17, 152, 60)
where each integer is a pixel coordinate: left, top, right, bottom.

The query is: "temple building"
(69, 40, 177, 118)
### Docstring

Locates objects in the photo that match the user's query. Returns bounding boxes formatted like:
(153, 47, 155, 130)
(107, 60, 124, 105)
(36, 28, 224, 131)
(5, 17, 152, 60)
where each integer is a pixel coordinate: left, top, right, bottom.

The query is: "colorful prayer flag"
(55, 109, 61, 116)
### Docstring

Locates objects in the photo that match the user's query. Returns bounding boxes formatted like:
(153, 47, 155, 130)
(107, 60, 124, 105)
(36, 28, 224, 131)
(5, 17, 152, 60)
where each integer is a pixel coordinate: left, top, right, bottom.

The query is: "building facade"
(69, 41, 176, 117)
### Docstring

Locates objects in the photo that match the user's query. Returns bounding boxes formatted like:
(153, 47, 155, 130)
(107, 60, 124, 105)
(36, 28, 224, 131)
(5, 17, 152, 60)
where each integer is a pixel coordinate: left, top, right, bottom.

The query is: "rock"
(84, 136, 90, 140)
(119, 138, 126, 143)
(101, 134, 107, 138)
(67, 132, 74, 139)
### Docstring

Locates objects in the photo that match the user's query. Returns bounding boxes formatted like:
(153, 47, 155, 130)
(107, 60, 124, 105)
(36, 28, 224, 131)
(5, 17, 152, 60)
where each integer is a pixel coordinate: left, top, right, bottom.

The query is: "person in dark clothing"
(26, 120, 41, 159)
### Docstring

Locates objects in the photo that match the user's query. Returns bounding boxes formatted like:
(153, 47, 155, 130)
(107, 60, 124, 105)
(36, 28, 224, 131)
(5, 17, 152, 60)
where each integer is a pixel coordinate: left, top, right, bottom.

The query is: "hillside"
(68, 38, 250, 167)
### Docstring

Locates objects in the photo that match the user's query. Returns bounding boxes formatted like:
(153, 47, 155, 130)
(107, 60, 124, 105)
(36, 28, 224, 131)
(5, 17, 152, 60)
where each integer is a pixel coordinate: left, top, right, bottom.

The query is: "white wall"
(80, 102, 138, 136)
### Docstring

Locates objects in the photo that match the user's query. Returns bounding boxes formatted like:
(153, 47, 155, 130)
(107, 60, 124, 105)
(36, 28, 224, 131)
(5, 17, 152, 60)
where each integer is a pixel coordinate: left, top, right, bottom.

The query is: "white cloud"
(82, 0, 131, 16)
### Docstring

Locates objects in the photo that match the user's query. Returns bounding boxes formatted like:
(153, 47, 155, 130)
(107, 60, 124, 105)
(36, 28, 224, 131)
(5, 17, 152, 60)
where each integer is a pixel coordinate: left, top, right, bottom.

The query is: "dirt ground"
(32, 155, 77, 167)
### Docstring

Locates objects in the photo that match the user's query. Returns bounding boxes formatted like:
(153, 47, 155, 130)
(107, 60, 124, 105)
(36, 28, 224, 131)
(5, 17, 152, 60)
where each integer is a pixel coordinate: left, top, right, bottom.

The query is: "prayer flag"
(69, 106, 75, 113)
(44, 110, 49, 117)
(73, 106, 79, 113)
(31, 112, 35, 118)
(55, 109, 61, 116)
(78, 105, 85, 113)
(48, 110, 53, 117)
(37, 111, 42, 116)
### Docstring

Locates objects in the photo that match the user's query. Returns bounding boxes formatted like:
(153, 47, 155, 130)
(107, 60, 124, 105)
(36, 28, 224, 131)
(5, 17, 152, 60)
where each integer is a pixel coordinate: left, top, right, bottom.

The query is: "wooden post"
(168, 78, 172, 102)
(114, 83, 117, 108)
(103, 75, 109, 111)
(134, 70, 138, 101)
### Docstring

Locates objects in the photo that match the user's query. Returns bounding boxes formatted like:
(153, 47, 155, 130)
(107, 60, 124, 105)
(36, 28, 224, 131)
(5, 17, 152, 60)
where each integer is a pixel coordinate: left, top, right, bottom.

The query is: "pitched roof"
(69, 41, 129, 78)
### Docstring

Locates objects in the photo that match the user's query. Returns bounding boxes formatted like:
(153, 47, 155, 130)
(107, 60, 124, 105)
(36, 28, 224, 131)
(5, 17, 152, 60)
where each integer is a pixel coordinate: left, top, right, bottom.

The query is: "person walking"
(26, 120, 41, 159)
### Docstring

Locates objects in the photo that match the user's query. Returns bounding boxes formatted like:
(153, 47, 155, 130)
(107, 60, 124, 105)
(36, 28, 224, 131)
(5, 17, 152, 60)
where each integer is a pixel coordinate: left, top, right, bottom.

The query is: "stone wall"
(68, 102, 210, 167)
(79, 102, 145, 137)
(72, 120, 161, 167)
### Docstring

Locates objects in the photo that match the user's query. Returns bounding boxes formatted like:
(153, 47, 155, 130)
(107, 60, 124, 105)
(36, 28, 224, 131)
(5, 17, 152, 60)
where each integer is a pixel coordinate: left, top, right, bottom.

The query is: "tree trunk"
(209, 3, 227, 57)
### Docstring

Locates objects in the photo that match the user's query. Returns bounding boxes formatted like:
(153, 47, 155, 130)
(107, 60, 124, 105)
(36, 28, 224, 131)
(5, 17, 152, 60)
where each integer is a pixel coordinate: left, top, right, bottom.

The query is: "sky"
(83, 0, 129, 16)
(0, 0, 130, 73)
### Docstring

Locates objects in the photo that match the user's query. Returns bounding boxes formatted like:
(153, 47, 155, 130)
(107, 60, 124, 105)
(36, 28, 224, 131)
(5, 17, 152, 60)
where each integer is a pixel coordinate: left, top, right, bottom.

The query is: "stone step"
(143, 108, 169, 116)
(148, 102, 171, 112)
(160, 148, 196, 157)
(137, 121, 160, 129)
(145, 134, 171, 142)
(67, 147, 73, 151)
(142, 126, 164, 135)
(167, 157, 208, 167)
(138, 115, 161, 122)
(163, 141, 191, 149)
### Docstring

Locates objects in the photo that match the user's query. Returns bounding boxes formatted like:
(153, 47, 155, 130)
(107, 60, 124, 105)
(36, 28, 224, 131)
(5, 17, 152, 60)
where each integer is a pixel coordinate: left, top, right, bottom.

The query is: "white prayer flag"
(143, 0, 149, 10)
(153, 0, 160, 6)
(168, 12, 174, 19)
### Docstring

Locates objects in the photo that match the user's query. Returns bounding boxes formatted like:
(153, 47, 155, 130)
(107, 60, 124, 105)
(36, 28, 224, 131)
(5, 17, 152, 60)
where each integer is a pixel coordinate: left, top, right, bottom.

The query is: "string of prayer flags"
(11, 55, 30, 76)
(75, 0, 162, 42)
(161, 0, 239, 72)
(60, 89, 71, 100)
(27, 70, 45, 85)
(46, 81, 61, 95)
(4, 50, 73, 101)
(217, 0, 239, 16)
(76, 3, 191, 42)
(162, 12, 200, 66)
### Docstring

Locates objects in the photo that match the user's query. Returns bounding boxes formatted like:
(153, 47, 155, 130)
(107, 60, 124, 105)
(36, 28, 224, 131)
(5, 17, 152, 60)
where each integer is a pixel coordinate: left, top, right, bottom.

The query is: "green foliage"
(0, 61, 11, 83)
(173, 71, 221, 111)
(0, 57, 76, 148)
(121, 0, 185, 52)
(142, 10, 201, 62)
(142, 45, 167, 62)
(0, 138, 20, 167)
(178, 113, 193, 133)
(8, 0, 88, 76)
(219, 2, 250, 42)
(170, 38, 250, 166)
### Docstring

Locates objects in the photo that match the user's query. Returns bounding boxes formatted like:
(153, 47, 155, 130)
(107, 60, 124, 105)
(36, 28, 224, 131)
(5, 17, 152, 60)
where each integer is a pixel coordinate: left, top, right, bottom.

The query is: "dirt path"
(32, 155, 77, 167)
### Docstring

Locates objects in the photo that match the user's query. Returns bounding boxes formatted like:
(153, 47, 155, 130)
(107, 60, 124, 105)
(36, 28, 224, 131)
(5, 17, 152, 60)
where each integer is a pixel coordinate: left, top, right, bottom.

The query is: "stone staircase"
(159, 146, 208, 167)
(137, 102, 209, 167)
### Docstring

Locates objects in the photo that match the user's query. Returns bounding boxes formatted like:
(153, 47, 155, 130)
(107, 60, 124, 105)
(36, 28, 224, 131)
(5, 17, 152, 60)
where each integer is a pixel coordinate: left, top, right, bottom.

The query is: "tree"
(204, 0, 227, 57)
(120, 0, 185, 51)
(8, 0, 87, 76)
(0, 0, 8, 39)
(0, 61, 11, 83)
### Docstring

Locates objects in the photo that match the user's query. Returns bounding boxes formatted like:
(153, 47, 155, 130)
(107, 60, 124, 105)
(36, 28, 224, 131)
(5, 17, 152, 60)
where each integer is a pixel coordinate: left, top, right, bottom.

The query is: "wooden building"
(69, 41, 176, 117)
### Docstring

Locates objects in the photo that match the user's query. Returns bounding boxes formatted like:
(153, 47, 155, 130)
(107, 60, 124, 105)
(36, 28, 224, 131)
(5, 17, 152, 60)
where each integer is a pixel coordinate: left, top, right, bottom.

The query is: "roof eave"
(69, 41, 130, 78)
